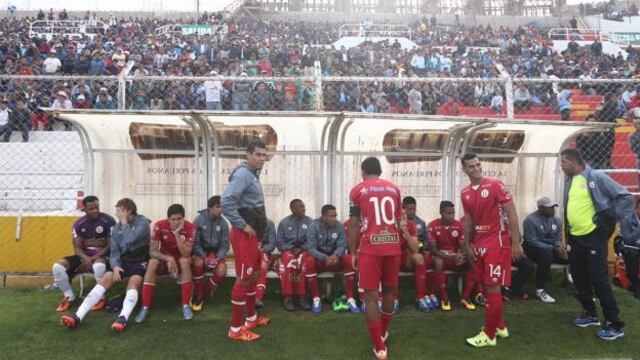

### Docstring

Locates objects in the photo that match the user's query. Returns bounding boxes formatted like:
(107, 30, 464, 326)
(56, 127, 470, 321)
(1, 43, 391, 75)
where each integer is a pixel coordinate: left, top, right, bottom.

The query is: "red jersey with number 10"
(460, 177, 513, 249)
(349, 177, 402, 256)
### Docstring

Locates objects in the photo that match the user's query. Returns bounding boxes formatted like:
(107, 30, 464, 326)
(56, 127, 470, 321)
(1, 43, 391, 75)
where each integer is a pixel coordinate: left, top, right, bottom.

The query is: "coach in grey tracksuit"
(193, 209, 230, 259)
(110, 214, 151, 272)
(560, 149, 633, 337)
(619, 200, 640, 299)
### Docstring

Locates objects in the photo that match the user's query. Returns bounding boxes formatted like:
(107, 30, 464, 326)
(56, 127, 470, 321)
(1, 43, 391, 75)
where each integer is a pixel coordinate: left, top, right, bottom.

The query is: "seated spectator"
(9, 98, 32, 142)
(42, 50, 62, 74)
(130, 89, 149, 110)
(361, 96, 377, 113)
(439, 96, 460, 116)
(0, 100, 11, 142)
(490, 91, 503, 114)
(514, 84, 532, 112)
(94, 88, 116, 109)
(73, 95, 92, 109)
(250, 82, 274, 111)
(522, 197, 569, 304)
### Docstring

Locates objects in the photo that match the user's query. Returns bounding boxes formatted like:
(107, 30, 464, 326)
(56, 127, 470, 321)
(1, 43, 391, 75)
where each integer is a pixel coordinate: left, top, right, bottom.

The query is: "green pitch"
(0, 274, 638, 360)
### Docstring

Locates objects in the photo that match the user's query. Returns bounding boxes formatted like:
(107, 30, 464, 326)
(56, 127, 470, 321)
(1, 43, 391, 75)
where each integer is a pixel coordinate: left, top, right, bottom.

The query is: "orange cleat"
(111, 316, 127, 332)
(228, 327, 262, 342)
(91, 298, 106, 311)
(60, 314, 80, 329)
(56, 297, 75, 312)
(244, 315, 271, 330)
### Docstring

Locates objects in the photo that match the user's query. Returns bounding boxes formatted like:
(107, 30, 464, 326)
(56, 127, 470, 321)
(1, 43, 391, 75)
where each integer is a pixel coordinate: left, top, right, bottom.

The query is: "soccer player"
(255, 219, 277, 308)
(221, 140, 271, 341)
(428, 201, 479, 311)
(348, 157, 403, 360)
(402, 196, 428, 244)
(61, 198, 150, 332)
(52, 195, 115, 312)
(460, 153, 524, 348)
(304, 204, 359, 314)
(276, 199, 313, 311)
(191, 195, 230, 311)
(398, 212, 431, 313)
(135, 204, 196, 323)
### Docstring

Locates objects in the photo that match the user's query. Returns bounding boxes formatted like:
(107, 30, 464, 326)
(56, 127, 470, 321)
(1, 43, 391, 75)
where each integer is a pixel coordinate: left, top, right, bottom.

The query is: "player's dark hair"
(207, 195, 221, 208)
(460, 153, 479, 166)
(115, 198, 137, 216)
(402, 196, 417, 206)
(560, 148, 585, 166)
(440, 200, 455, 212)
(82, 195, 99, 207)
(361, 157, 382, 176)
(167, 204, 185, 218)
(289, 199, 303, 209)
(321, 204, 336, 215)
(246, 140, 267, 154)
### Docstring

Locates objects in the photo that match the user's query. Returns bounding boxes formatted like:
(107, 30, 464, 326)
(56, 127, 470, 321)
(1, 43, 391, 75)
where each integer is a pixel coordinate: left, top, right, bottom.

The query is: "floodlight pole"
(196, 0, 200, 25)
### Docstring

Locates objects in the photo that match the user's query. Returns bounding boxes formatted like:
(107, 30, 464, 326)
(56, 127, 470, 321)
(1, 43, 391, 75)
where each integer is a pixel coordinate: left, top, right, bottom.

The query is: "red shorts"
(230, 227, 261, 280)
(473, 246, 511, 287)
(304, 254, 355, 276)
(359, 253, 401, 290)
(435, 251, 466, 271)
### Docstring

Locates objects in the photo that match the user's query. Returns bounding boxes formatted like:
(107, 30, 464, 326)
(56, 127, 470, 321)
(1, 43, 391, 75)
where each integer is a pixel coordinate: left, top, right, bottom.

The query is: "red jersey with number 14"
(349, 178, 402, 256)
(460, 177, 513, 249)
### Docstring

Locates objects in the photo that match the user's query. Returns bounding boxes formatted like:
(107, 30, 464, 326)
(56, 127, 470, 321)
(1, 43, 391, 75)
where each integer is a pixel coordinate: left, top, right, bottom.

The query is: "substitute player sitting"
(60, 198, 151, 332)
(303, 204, 359, 314)
(135, 204, 196, 323)
(52, 195, 115, 312)
(428, 201, 479, 311)
(399, 215, 431, 313)
(191, 195, 230, 311)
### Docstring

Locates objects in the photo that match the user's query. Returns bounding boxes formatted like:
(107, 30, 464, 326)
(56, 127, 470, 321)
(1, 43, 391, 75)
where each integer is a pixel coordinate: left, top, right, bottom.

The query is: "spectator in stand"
(0, 100, 11, 142)
(89, 52, 106, 75)
(514, 84, 532, 112)
(439, 95, 460, 116)
(491, 90, 503, 114)
(201, 71, 223, 110)
(251, 81, 273, 110)
(94, 88, 116, 109)
(557, 85, 572, 121)
(112, 47, 127, 69)
(73, 94, 92, 109)
(231, 73, 252, 110)
(595, 93, 621, 168)
(42, 50, 62, 74)
(408, 83, 422, 114)
(9, 98, 32, 142)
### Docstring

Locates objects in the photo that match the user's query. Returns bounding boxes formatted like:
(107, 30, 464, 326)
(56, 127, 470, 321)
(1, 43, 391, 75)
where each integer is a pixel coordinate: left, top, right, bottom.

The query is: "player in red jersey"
(135, 204, 196, 323)
(347, 157, 403, 360)
(428, 201, 479, 311)
(460, 153, 524, 347)
(399, 216, 431, 313)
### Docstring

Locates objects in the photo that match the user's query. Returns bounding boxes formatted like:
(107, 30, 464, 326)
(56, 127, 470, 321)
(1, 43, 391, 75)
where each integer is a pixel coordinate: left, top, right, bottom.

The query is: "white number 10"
(369, 196, 396, 226)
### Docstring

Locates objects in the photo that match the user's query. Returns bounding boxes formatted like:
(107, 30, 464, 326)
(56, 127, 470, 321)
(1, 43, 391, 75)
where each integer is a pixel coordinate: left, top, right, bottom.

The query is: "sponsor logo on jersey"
(474, 247, 487, 256)
(370, 230, 399, 244)
(474, 224, 491, 232)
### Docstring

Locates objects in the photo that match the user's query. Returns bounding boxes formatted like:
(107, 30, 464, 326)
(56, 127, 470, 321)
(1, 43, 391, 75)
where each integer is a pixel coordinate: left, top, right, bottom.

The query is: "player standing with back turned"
(348, 157, 404, 360)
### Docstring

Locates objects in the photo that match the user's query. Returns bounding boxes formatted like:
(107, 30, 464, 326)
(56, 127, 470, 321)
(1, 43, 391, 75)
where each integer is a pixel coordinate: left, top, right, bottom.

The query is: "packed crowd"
(1, 11, 640, 141)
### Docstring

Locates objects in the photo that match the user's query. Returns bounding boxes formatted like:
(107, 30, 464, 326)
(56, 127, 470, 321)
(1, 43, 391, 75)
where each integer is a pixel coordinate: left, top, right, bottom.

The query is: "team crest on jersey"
(247, 267, 253, 275)
(163, 235, 168, 240)
(481, 189, 490, 198)
(216, 225, 221, 231)
(552, 224, 557, 231)
(96, 226, 104, 234)
(589, 181, 596, 189)
(302, 224, 308, 230)
(81, 228, 86, 233)
(451, 230, 459, 237)
(288, 227, 292, 231)
(332, 232, 338, 239)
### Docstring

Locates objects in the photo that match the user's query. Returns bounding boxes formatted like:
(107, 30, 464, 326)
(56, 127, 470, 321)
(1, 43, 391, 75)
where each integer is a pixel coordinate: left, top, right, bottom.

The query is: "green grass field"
(0, 273, 638, 360)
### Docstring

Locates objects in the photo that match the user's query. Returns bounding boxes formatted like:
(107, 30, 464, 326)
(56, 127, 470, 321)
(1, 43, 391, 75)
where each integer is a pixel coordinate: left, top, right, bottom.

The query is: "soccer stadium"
(0, 0, 639, 358)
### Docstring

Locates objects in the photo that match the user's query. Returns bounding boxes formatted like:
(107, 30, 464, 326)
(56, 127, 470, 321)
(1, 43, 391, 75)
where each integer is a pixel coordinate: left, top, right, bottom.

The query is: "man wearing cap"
(94, 89, 115, 109)
(522, 197, 569, 304)
(42, 50, 62, 74)
(560, 148, 632, 340)
(73, 95, 92, 109)
(52, 91, 72, 110)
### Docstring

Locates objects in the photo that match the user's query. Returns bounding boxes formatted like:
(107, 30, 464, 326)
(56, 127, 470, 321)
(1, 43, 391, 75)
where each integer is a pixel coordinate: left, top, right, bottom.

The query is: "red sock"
(208, 273, 224, 295)
(343, 274, 355, 299)
(366, 320, 385, 352)
(295, 271, 306, 296)
(307, 275, 320, 299)
(414, 262, 426, 300)
(256, 284, 266, 302)
(230, 282, 248, 328)
(280, 268, 293, 297)
(245, 282, 257, 319)
(497, 310, 506, 330)
(462, 271, 477, 299)
(193, 266, 205, 300)
(141, 283, 155, 308)
(425, 272, 435, 296)
(434, 270, 448, 301)
(484, 292, 503, 340)
(180, 281, 192, 306)
(380, 311, 393, 335)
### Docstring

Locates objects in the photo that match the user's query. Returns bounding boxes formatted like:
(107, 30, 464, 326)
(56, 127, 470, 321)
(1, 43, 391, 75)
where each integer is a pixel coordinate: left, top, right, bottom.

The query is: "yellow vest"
(567, 175, 597, 236)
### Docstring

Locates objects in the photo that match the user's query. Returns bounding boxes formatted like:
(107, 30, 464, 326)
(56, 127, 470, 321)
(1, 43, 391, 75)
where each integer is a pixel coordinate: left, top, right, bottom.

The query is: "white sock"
(119, 289, 139, 320)
(52, 263, 75, 301)
(246, 314, 257, 322)
(347, 297, 357, 305)
(92, 262, 107, 284)
(76, 285, 105, 320)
